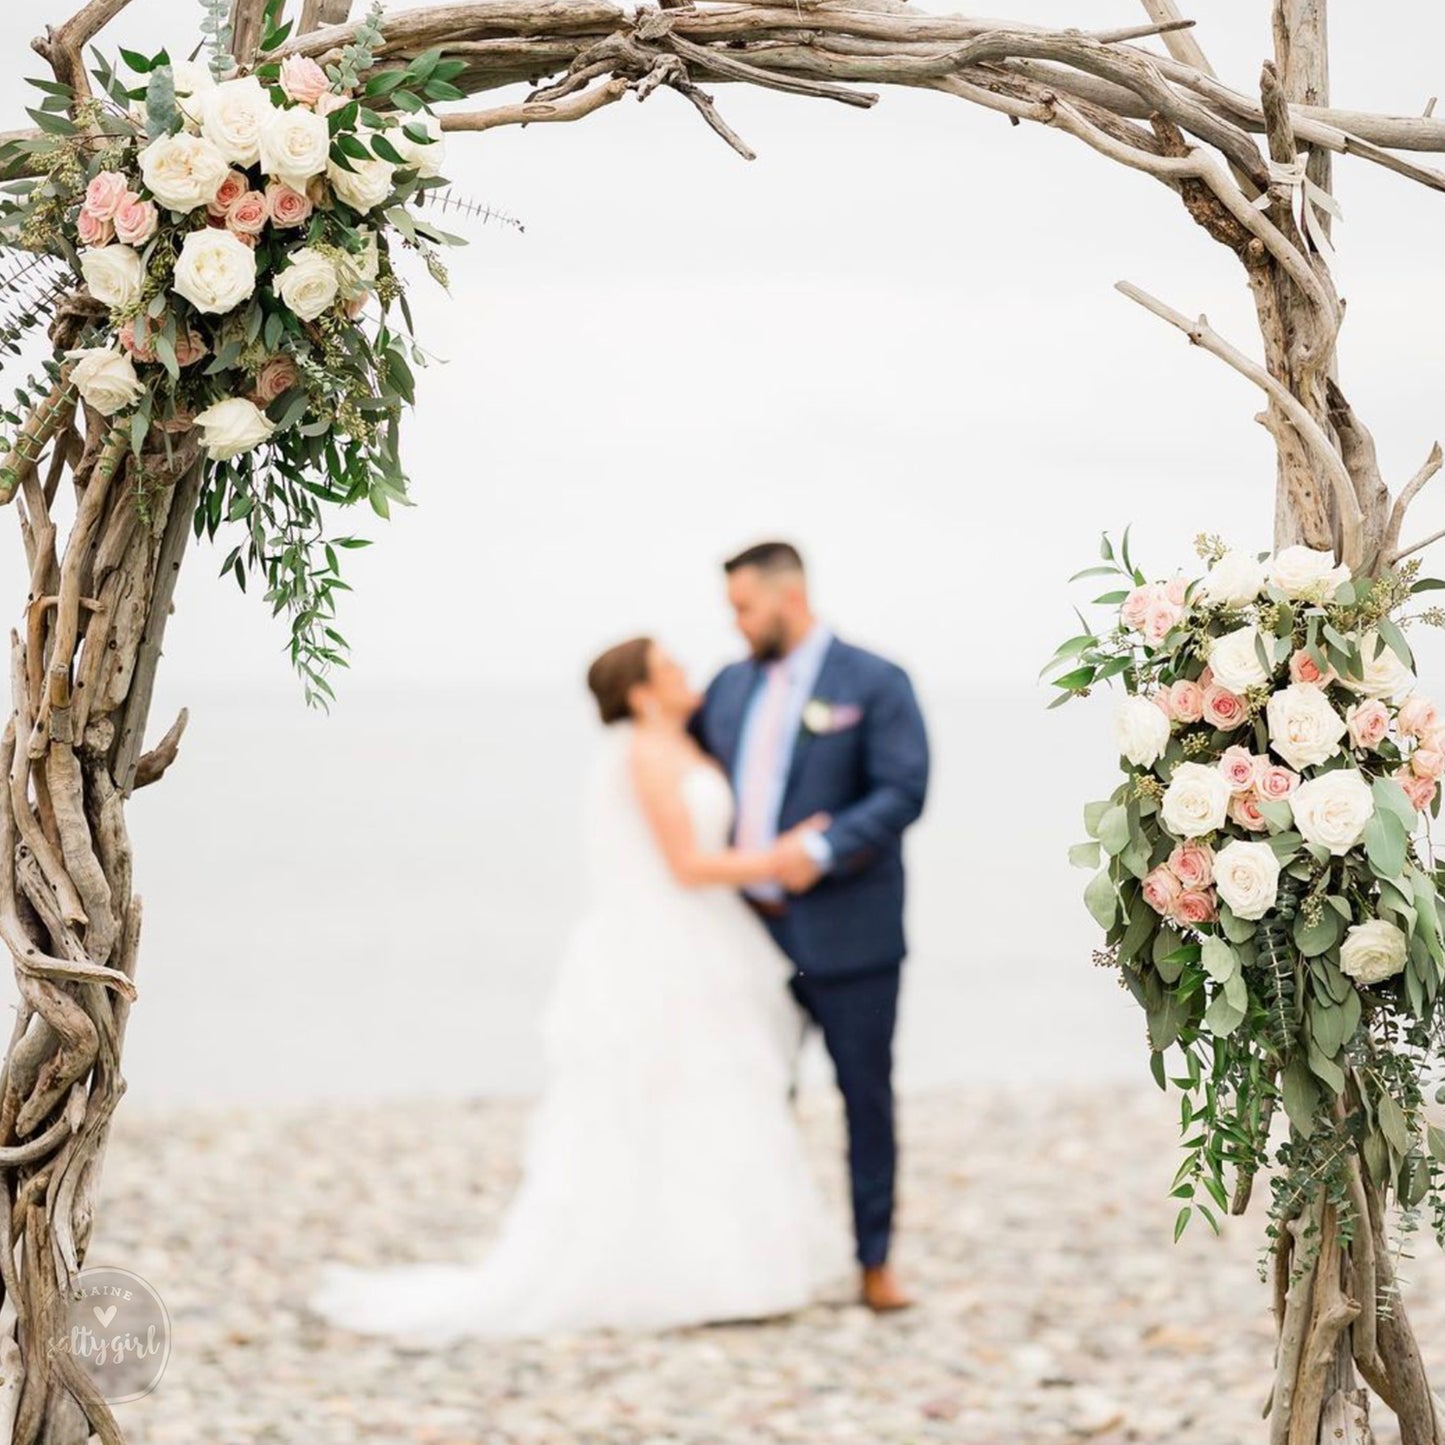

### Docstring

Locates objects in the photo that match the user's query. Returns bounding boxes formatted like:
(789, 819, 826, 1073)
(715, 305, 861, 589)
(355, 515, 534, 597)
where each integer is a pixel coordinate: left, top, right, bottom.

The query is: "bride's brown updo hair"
(587, 637, 653, 725)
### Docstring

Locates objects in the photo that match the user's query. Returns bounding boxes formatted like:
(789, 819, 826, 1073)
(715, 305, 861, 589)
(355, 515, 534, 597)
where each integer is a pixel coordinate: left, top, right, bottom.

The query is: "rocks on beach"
(83, 1083, 1445, 1443)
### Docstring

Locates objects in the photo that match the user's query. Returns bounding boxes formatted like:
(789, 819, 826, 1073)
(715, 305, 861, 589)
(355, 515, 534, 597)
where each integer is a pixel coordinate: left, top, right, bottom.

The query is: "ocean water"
(3, 684, 1145, 1107)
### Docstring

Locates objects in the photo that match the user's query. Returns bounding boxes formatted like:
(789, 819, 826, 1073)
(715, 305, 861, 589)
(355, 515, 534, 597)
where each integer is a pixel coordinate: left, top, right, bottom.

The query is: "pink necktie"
(734, 661, 790, 851)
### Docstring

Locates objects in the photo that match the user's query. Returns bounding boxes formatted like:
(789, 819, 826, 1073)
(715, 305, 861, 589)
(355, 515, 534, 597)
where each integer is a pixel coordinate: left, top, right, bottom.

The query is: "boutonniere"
(801, 698, 863, 735)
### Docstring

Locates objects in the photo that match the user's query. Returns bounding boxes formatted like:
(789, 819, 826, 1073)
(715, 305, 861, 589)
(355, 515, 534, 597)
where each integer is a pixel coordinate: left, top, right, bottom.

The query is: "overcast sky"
(2, 1, 1444, 703)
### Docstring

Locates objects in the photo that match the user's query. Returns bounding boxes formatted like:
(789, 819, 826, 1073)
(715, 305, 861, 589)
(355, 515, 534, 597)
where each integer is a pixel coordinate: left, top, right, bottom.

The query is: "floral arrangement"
(1046, 533, 1445, 1246)
(0, 0, 467, 702)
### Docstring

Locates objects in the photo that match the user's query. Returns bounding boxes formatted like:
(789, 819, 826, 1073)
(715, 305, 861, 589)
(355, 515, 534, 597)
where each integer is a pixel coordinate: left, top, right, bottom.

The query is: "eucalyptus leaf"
(1068, 840, 1101, 870)
(1084, 868, 1117, 930)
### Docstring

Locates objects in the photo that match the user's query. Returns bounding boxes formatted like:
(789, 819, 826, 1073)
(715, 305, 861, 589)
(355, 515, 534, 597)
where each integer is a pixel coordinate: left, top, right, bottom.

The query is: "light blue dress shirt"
(732, 622, 836, 900)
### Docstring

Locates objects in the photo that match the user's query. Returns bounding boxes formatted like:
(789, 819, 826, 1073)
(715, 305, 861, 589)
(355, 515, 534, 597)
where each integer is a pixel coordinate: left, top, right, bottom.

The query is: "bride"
(307, 636, 851, 1342)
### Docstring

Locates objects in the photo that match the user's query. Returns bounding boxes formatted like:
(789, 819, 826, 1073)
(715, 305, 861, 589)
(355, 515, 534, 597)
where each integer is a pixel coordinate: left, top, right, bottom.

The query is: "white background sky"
(0, 3, 1444, 1106)
(4, 1, 1445, 704)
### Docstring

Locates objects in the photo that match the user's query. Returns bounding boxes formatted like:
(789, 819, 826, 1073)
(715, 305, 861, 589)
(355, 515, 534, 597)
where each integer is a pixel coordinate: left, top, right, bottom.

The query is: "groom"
(689, 540, 930, 1311)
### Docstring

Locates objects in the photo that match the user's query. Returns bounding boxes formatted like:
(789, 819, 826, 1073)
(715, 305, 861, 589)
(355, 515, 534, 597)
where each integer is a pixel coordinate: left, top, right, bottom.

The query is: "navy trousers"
(788, 963, 901, 1269)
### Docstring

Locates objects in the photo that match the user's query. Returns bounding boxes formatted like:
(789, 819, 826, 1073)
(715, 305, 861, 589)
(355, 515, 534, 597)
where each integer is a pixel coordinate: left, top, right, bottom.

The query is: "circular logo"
(48, 1266, 170, 1405)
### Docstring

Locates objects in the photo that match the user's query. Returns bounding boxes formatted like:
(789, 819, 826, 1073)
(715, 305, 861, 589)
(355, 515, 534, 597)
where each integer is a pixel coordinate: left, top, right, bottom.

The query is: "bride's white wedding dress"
(307, 722, 851, 1343)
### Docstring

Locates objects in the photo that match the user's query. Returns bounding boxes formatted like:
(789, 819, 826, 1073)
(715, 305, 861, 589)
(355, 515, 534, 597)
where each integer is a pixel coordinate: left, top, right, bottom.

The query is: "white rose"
(172, 228, 257, 315)
(1161, 761, 1232, 839)
(273, 246, 339, 321)
(1343, 630, 1416, 702)
(201, 75, 273, 167)
(139, 131, 229, 212)
(1289, 769, 1374, 856)
(258, 103, 331, 188)
(171, 60, 215, 127)
(1265, 682, 1347, 772)
(194, 397, 275, 461)
(387, 112, 446, 178)
(65, 346, 144, 416)
(1113, 694, 1170, 769)
(1209, 624, 1271, 694)
(79, 244, 144, 311)
(327, 138, 395, 212)
(1199, 550, 1268, 610)
(1268, 544, 1350, 601)
(1338, 918, 1409, 986)
(1213, 840, 1281, 921)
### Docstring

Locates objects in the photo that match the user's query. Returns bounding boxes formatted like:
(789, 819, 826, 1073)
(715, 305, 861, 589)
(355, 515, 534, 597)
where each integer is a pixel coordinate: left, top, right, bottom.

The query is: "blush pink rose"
(1121, 586, 1153, 631)
(174, 327, 208, 367)
(1219, 746, 1257, 793)
(1173, 890, 1218, 926)
(227, 190, 270, 237)
(279, 55, 331, 107)
(84, 170, 129, 222)
(1398, 697, 1440, 739)
(1412, 746, 1445, 781)
(1203, 684, 1246, 731)
(1229, 792, 1269, 833)
(1168, 841, 1214, 890)
(1151, 692, 1172, 721)
(228, 229, 259, 249)
(77, 207, 114, 246)
(344, 290, 370, 320)
(314, 91, 352, 118)
(118, 318, 156, 362)
(1143, 599, 1181, 646)
(1255, 762, 1299, 802)
(265, 180, 313, 229)
(1165, 575, 1189, 607)
(112, 192, 158, 246)
(1289, 649, 1336, 686)
(1346, 699, 1390, 751)
(1396, 766, 1437, 811)
(209, 168, 251, 218)
(253, 355, 299, 405)
(1142, 865, 1183, 917)
(1169, 680, 1204, 724)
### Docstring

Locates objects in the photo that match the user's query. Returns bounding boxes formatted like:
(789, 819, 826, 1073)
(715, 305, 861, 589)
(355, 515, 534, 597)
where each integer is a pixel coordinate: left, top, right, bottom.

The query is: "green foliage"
(198, 0, 237, 81)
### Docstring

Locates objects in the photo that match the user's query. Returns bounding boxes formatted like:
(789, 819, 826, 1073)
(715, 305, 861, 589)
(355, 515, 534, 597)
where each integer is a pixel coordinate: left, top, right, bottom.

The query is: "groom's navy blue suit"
(691, 633, 929, 1267)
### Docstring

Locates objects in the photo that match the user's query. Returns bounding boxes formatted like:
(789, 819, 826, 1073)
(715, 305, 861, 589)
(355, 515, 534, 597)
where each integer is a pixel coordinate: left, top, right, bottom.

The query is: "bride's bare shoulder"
(627, 729, 704, 789)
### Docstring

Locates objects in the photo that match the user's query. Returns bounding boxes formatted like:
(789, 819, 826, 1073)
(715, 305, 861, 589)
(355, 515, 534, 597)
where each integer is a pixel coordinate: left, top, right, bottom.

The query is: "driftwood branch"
(1115, 280, 1363, 569)
(1384, 442, 1445, 564)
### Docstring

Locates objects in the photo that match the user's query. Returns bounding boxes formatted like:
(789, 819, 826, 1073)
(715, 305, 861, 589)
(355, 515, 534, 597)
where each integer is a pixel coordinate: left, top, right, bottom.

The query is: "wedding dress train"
(307, 723, 851, 1343)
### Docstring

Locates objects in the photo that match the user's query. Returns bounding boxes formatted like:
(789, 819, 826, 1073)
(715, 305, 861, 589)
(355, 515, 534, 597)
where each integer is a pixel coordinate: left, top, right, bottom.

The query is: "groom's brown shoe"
(861, 1265, 913, 1312)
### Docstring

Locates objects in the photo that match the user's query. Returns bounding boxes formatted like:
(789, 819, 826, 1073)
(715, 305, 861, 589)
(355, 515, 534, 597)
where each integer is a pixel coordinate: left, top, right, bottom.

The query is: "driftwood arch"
(2, 0, 1445, 1441)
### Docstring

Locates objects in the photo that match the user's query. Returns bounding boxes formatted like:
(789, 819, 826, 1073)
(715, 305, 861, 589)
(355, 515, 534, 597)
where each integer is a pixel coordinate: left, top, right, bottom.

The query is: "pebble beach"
(85, 1082, 1445, 1444)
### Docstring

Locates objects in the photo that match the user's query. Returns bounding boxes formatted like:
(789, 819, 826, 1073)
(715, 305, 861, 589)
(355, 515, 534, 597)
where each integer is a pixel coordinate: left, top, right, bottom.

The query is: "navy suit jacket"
(690, 636, 929, 977)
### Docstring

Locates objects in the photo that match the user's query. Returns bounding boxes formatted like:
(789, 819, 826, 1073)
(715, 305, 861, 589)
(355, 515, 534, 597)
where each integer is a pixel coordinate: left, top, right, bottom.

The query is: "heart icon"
(93, 1305, 117, 1327)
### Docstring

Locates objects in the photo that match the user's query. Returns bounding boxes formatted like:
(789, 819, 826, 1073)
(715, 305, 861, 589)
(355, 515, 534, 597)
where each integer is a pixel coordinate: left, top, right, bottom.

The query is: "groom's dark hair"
(723, 541, 804, 576)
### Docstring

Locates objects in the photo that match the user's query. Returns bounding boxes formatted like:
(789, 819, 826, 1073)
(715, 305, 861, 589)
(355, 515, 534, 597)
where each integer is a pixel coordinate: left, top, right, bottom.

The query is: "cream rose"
(258, 103, 331, 188)
(1289, 769, 1374, 856)
(1161, 762, 1232, 839)
(171, 60, 215, 127)
(1199, 549, 1267, 609)
(139, 131, 228, 213)
(201, 75, 273, 167)
(1209, 624, 1271, 695)
(1345, 631, 1416, 702)
(1268, 544, 1350, 601)
(79, 244, 144, 311)
(327, 142, 395, 212)
(273, 246, 339, 321)
(388, 112, 447, 178)
(1213, 840, 1281, 921)
(172, 228, 257, 315)
(194, 397, 275, 461)
(65, 346, 144, 416)
(1265, 682, 1348, 772)
(1339, 919, 1409, 986)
